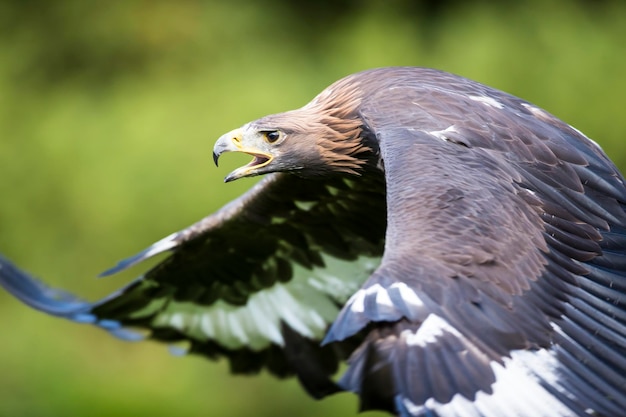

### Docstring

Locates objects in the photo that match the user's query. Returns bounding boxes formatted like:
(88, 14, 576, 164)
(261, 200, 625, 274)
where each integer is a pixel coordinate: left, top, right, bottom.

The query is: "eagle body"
(1, 67, 625, 416)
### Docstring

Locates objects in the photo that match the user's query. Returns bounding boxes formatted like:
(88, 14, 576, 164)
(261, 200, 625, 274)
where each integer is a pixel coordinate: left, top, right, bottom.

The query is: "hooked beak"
(212, 128, 274, 182)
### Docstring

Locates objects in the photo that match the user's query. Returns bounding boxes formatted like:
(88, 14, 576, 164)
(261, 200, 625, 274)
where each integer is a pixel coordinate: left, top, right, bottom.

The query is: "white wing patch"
(398, 348, 574, 417)
(347, 284, 384, 314)
(389, 282, 425, 309)
(346, 281, 429, 317)
(469, 95, 504, 109)
(153, 254, 380, 351)
(427, 125, 458, 142)
(401, 314, 460, 347)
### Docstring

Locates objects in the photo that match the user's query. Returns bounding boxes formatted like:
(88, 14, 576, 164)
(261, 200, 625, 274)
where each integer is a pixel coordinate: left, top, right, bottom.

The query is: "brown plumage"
(247, 77, 371, 176)
(1, 67, 625, 417)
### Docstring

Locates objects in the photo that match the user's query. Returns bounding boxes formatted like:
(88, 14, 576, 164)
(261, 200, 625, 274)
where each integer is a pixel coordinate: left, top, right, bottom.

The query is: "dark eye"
(264, 130, 281, 143)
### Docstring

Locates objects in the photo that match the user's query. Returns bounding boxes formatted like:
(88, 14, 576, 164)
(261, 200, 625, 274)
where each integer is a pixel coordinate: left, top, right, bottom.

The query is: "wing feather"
(0, 171, 386, 397)
(326, 67, 626, 416)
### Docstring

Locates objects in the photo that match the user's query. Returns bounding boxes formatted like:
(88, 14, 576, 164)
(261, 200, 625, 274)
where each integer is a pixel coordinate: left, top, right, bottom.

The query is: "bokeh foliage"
(1, 1, 625, 416)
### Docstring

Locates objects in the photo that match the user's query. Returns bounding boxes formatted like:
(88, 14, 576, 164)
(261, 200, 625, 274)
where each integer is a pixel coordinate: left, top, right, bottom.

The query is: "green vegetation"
(1, 1, 624, 416)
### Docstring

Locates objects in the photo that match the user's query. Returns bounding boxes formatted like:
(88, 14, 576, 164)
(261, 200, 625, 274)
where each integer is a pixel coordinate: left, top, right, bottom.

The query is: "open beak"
(212, 128, 274, 182)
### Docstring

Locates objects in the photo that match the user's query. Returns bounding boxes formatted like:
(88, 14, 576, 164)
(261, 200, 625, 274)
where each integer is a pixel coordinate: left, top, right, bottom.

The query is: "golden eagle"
(1, 67, 625, 416)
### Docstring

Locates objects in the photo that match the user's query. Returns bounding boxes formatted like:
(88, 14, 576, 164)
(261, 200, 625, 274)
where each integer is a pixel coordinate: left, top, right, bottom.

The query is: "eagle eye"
(263, 130, 281, 144)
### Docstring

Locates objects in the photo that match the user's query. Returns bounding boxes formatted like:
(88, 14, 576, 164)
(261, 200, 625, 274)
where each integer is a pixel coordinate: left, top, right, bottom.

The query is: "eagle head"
(213, 80, 375, 182)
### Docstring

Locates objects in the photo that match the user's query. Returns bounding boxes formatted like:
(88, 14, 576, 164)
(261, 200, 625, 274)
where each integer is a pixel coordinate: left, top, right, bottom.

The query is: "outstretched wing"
(325, 69, 626, 416)
(0, 170, 386, 397)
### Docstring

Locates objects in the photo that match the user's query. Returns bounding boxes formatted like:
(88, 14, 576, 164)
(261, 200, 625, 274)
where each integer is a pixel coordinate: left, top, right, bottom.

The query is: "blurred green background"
(0, 1, 624, 416)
